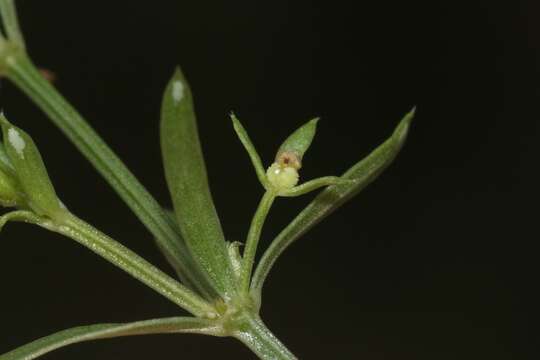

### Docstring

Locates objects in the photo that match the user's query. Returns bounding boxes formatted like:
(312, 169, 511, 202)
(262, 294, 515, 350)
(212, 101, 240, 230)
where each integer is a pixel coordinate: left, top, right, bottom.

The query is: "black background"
(1, 1, 539, 359)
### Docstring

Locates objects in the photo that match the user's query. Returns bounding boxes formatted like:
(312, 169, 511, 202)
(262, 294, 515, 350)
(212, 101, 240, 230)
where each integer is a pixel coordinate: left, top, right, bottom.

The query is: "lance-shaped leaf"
(160, 68, 236, 299)
(155, 209, 219, 300)
(0, 114, 66, 219)
(251, 108, 415, 296)
(0, 317, 222, 360)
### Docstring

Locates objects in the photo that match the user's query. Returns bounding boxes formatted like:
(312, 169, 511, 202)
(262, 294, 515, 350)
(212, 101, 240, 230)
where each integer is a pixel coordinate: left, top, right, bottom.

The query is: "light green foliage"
(0, 1, 413, 359)
(0, 1, 213, 297)
(160, 68, 236, 300)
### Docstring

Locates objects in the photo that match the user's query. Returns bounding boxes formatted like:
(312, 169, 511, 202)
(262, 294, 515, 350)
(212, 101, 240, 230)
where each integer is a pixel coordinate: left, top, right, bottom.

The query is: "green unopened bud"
(0, 113, 66, 219)
(275, 118, 318, 169)
(264, 118, 319, 193)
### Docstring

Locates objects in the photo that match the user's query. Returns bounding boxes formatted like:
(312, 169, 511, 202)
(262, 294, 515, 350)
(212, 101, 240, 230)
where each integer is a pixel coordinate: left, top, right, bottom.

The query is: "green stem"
(39, 213, 216, 318)
(0, 0, 26, 49)
(233, 314, 296, 360)
(1, 51, 215, 299)
(239, 191, 275, 292)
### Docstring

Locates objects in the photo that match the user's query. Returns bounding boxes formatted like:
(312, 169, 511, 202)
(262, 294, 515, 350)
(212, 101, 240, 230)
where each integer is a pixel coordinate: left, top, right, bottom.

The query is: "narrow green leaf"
(160, 67, 236, 299)
(0, 114, 65, 219)
(0, 317, 221, 360)
(0, 0, 26, 49)
(252, 108, 415, 296)
(230, 113, 267, 187)
(3, 54, 211, 298)
(275, 118, 319, 169)
(157, 209, 219, 300)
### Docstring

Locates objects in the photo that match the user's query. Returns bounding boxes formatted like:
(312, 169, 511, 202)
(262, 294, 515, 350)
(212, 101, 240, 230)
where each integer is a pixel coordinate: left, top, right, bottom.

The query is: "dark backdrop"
(1, 1, 538, 359)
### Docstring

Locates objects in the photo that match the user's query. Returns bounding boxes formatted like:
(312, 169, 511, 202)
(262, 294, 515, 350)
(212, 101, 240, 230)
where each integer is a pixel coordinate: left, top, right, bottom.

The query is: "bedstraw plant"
(0, 1, 414, 359)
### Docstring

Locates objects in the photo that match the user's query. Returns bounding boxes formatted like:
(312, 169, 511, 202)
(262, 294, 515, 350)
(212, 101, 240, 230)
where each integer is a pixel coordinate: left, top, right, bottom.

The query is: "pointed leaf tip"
(393, 106, 416, 143)
(165, 66, 193, 109)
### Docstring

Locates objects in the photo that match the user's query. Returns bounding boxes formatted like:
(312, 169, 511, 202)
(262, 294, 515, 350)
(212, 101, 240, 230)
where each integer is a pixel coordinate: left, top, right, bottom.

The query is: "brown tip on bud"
(276, 151, 301, 170)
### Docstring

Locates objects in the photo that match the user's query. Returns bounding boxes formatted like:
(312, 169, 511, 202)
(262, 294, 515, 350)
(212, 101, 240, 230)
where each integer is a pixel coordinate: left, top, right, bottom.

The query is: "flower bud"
(265, 118, 319, 193)
(0, 113, 66, 219)
(275, 118, 318, 169)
